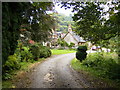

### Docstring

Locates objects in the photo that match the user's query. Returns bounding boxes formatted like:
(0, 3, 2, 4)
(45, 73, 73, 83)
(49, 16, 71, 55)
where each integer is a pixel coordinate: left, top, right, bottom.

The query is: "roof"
(72, 33, 86, 42)
(63, 31, 86, 43)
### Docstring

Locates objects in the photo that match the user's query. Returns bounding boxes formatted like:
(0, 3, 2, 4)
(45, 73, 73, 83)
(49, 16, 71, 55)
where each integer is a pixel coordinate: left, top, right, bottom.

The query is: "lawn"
(51, 49, 76, 55)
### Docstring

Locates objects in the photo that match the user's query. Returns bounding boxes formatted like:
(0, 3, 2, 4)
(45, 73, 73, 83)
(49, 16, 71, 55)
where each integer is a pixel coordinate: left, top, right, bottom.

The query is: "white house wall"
(64, 33, 78, 46)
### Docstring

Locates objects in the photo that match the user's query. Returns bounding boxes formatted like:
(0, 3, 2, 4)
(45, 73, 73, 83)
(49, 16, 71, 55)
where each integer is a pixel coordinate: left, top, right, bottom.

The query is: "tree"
(57, 38, 68, 47)
(2, 2, 30, 65)
(2, 2, 55, 65)
(60, 2, 120, 44)
(21, 2, 56, 42)
(68, 42, 75, 48)
(52, 13, 75, 33)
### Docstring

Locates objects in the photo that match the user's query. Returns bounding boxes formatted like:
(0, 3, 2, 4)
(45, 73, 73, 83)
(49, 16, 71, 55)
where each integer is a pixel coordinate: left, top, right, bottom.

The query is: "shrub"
(14, 48, 22, 61)
(76, 46, 87, 62)
(82, 52, 120, 81)
(68, 42, 75, 48)
(20, 46, 33, 62)
(30, 44, 40, 60)
(105, 58, 120, 80)
(82, 53, 104, 67)
(3, 55, 21, 71)
(77, 46, 87, 51)
(39, 46, 51, 58)
(30, 43, 52, 60)
(58, 39, 68, 47)
(2, 55, 21, 80)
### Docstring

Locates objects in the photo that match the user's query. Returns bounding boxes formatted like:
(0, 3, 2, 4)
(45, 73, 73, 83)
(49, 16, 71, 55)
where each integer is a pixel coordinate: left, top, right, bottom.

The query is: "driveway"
(14, 52, 116, 88)
(15, 53, 93, 88)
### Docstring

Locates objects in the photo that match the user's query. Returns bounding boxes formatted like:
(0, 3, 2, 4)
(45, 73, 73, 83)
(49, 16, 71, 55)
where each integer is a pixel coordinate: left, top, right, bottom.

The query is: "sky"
(54, 2, 109, 17)
(54, 3, 74, 16)
(54, 2, 115, 20)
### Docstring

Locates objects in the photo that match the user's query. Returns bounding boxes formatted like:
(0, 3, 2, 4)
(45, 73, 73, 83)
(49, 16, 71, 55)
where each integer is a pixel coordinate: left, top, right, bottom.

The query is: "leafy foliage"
(2, 2, 55, 65)
(29, 44, 40, 60)
(76, 46, 87, 62)
(77, 46, 87, 51)
(2, 55, 21, 80)
(57, 39, 68, 47)
(3, 55, 20, 71)
(22, 2, 56, 42)
(39, 46, 52, 58)
(2, 2, 30, 65)
(52, 13, 75, 33)
(20, 46, 33, 62)
(2, 42, 52, 80)
(30, 43, 52, 60)
(68, 42, 75, 48)
(82, 52, 120, 81)
(60, 2, 120, 44)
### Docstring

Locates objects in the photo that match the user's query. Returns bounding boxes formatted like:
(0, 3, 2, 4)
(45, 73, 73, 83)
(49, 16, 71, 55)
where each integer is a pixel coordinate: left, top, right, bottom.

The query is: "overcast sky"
(54, 3, 74, 16)
(54, 2, 109, 16)
(54, 2, 114, 20)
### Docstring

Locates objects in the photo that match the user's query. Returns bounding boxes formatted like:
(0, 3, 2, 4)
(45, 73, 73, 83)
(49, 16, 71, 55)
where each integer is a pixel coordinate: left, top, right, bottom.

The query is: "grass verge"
(71, 57, 120, 88)
(51, 49, 76, 55)
(2, 58, 45, 88)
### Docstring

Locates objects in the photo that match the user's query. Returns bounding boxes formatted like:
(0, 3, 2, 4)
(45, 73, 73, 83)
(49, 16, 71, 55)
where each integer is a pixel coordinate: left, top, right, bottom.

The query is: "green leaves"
(82, 52, 120, 80)
(61, 2, 120, 45)
(2, 2, 55, 65)
(22, 2, 56, 42)
(52, 13, 75, 33)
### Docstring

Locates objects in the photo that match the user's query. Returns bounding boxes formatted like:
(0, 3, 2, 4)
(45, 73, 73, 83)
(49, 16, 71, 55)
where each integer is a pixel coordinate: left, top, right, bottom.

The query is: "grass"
(51, 49, 76, 55)
(71, 58, 102, 76)
(19, 58, 45, 71)
(2, 81, 14, 88)
(2, 58, 45, 88)
(71, 52, 120, 88)
(71, 58, 94, 75)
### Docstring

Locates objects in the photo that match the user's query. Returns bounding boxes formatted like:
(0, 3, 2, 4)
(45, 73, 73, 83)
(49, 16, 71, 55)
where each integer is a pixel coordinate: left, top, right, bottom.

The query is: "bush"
(82, 52, 120, 81)
(20, 46, 33, 62)
(77, 46, 87, 51)
(14, 45, 33, 62)
(30, 43, 51, 60)
(82, 53, 104, 67)
(68, 42, 75, 48)
(58, 39, 68, 47)
(14, 48, 22, 61)
(39, 46, 51, 58)
(105, 58, 120, 80)
(76, 46, 87, 62)
(3, 55, 21, 71)
(76, 51, 87, 61)
(30, 44, 40, 60)
(2, 55, 21, 80)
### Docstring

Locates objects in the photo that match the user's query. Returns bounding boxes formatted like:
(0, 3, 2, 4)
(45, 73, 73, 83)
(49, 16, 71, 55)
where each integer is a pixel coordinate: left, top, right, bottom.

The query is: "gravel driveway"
(14, 53, 118, 88)
(15, 53, 91, 88)
(14, 52, 98, 88)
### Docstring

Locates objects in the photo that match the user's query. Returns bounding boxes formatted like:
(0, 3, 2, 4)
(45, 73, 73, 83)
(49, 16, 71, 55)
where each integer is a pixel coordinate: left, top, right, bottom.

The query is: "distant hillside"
(53, 13, 76, 33)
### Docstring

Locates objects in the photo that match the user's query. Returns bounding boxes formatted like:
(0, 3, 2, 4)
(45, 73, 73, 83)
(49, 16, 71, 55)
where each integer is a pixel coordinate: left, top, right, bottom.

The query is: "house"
(63, 24, 86, 46)
(43, 24, 86, 48)
(43, 29, 62, 47)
